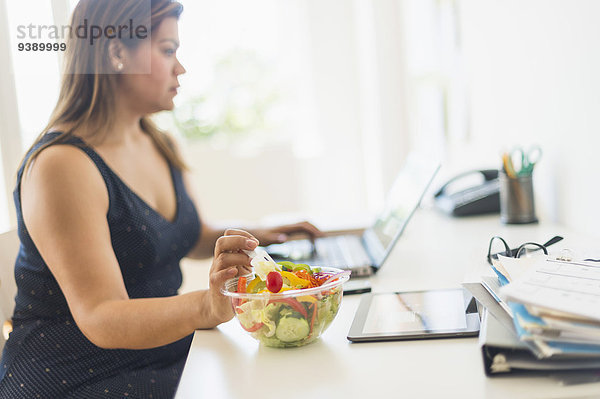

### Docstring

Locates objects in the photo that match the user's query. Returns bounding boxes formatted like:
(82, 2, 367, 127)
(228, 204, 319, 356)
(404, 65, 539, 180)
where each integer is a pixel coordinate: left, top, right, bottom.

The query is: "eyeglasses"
(486, 235, 563, 265)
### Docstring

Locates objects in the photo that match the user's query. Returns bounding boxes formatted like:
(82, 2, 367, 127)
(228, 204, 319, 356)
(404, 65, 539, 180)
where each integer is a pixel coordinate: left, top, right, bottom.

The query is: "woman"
(0, 0, 320, 397)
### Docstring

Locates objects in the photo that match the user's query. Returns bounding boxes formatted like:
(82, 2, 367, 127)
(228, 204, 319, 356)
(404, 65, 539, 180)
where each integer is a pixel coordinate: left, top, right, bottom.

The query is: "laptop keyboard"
(267, 235, 372, 270)
(316, 235, 371, 268)
(315, 237, 346, 267)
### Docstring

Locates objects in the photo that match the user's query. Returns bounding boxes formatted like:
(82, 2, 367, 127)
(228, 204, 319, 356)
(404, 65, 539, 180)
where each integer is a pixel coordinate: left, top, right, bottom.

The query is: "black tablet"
(347, 288, 480, 342)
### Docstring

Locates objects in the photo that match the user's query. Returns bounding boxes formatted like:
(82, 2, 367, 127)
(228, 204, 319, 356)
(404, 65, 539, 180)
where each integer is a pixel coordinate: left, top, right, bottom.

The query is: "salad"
(227, 260, 348, 348)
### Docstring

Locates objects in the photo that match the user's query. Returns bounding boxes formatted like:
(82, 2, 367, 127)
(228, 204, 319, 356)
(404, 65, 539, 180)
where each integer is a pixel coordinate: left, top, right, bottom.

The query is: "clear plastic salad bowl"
(221, 267, 350, 348)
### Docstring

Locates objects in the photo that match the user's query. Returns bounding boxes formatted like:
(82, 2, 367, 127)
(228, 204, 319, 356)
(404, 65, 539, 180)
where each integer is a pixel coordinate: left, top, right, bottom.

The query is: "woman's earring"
(117, 62, 123, 71)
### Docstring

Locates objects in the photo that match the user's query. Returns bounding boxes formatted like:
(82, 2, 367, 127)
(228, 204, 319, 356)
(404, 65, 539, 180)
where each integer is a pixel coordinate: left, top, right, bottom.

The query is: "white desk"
(176, 210, 600, 399)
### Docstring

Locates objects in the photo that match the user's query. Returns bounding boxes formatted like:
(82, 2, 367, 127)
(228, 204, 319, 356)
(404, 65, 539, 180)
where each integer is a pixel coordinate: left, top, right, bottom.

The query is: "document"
(470, 254, 600, 372)
(501, 258, 600, 322)
(493, 255, 540, 283)
(497, 257, 600, 358)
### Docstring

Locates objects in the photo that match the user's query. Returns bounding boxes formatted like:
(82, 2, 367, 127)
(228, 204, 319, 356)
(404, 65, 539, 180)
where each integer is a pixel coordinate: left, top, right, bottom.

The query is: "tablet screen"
(348, 288, 480, 342)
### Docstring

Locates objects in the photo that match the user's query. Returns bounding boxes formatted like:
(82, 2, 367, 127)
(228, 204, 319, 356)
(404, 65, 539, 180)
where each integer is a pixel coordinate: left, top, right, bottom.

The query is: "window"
(403, 0, 467, 153)
(6, 0, 62, 151)
(164, 0, 319, 154)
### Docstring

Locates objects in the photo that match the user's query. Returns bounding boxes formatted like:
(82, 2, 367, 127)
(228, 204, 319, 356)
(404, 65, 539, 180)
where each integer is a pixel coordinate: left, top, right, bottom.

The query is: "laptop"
(266, 156, 441, 277)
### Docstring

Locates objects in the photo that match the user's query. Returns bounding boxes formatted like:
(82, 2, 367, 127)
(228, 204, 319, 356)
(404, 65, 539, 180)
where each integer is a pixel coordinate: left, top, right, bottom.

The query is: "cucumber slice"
(275, 317, 309, 342)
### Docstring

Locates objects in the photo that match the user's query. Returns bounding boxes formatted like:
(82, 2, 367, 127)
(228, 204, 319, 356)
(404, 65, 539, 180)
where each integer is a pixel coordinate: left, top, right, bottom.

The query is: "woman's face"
(118, 17, 185, 114)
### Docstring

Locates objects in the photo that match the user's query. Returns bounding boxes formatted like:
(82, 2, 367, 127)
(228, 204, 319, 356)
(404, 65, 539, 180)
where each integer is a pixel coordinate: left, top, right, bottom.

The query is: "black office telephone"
(434, 169, 500, 216)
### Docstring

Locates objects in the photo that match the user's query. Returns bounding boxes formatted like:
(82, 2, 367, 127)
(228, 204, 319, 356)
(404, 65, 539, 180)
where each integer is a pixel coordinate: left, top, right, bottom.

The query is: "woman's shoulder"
(32, 142, 91, 167)
(31, 125, 83, 150)
(22, 140, 108, 205)
(20, 143, 110, 225)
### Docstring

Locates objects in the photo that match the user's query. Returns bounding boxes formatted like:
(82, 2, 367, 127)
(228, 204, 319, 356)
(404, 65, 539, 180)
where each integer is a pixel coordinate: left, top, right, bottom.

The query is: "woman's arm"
(81, 230, 256, 350)
(21, 145, 254, 350)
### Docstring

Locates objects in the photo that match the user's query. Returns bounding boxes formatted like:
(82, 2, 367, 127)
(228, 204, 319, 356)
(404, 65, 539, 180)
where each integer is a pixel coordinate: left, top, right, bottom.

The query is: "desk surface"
(176, 210, 600, 399)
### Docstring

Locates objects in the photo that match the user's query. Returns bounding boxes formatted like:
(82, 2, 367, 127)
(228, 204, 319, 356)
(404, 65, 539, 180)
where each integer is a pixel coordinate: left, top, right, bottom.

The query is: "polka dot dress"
(0, 132, 201, 398)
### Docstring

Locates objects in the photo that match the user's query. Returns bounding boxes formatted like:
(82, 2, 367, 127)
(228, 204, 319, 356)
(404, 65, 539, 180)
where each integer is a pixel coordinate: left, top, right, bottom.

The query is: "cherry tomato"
(266, 271, 283, 293)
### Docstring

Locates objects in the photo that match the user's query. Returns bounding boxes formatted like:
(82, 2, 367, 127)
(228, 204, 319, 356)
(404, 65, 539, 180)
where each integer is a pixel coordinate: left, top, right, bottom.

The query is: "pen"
(502, 153, 517, 178)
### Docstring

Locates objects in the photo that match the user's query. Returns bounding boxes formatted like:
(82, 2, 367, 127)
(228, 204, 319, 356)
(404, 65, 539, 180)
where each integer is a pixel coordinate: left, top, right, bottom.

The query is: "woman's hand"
(251, 221, 324, 246)
(208, 229, 259, 325)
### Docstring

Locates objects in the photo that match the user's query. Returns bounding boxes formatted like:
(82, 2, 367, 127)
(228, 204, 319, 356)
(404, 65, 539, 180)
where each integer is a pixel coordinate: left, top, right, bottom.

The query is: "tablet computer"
(347, 288, 480, 342)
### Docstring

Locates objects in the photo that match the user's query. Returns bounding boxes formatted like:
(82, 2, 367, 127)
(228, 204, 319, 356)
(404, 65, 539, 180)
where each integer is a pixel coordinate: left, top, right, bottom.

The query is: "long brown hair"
(22, 0, 186, 174)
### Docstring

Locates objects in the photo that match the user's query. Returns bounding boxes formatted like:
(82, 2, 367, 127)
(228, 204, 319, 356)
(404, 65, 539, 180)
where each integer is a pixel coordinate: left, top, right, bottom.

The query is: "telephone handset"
(434, 169, 500, 217)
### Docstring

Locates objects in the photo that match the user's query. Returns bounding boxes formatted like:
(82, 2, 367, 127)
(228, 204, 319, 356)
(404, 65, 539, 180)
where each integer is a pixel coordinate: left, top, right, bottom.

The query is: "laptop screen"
(363, 157, 440, 269)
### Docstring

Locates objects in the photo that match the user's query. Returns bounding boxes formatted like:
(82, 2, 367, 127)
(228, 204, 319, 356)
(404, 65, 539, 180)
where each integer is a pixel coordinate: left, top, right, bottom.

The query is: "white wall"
(456, 0, 600, 238)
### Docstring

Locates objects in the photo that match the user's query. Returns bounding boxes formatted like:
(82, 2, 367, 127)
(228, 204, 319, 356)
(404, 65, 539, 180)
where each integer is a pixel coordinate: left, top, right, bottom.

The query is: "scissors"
(509, 145, 542, 176)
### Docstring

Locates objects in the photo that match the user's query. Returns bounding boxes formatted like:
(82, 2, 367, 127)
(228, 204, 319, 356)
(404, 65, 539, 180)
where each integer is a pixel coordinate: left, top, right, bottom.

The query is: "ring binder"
(480, 307, 600, 375)
(468, 248, 600, 376)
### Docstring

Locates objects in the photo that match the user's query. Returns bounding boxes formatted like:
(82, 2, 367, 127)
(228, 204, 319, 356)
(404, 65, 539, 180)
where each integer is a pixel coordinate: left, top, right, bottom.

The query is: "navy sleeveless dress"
(0, 132, 201, 398)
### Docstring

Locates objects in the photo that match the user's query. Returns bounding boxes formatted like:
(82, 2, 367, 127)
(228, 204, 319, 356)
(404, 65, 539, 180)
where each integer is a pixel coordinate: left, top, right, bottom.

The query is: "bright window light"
(169, 0, 320, 154)
(6, 0, 61, 150)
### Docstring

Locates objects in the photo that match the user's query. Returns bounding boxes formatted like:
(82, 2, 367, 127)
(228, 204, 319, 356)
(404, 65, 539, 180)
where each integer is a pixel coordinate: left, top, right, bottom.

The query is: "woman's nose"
(175, 58, 186, 76)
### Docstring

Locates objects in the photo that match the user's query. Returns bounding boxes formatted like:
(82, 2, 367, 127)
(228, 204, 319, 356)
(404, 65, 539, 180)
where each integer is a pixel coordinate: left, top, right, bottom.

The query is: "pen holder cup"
(499, 171, 538, 224)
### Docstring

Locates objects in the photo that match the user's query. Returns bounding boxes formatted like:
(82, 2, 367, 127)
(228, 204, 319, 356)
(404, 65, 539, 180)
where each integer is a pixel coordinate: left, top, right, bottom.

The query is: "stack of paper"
(464, 254, 600, 376)
(499, 256, 600, 358)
